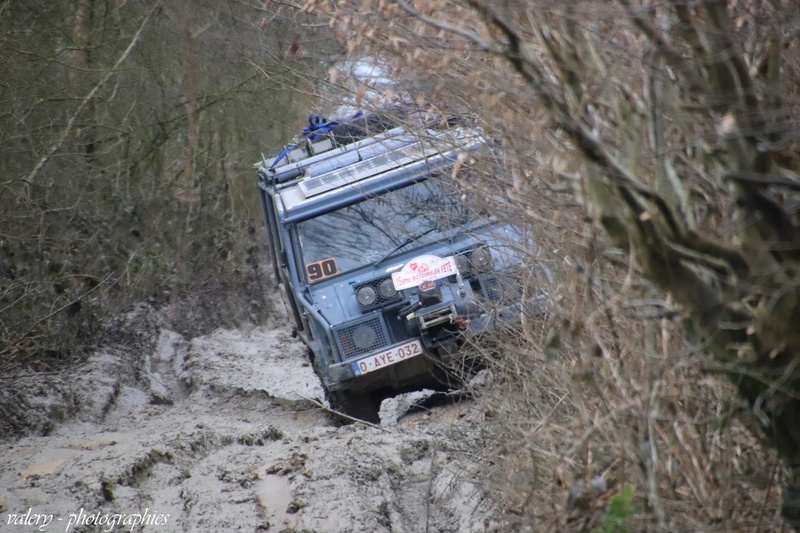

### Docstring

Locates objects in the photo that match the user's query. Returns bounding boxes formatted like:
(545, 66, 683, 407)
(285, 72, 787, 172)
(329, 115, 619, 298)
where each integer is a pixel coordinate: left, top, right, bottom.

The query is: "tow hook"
(454, 317, 470, 331)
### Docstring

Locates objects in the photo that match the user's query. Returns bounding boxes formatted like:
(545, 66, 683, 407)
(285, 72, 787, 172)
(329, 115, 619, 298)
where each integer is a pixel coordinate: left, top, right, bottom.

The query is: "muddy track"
(1, 313, 495, 532)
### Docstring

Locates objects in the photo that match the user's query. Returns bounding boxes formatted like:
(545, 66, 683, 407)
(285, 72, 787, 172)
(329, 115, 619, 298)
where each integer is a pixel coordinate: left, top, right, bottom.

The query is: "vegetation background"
(3, 0, 800, 531)
(0, 0, 332, 369)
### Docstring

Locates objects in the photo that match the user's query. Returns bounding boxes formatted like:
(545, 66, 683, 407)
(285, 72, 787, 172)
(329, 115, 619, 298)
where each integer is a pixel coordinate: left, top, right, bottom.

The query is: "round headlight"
(356, 285, 377, 306)
(352, 324, 377, 349)
(378, 278, 397, 299)
(470, 246, 492, 272)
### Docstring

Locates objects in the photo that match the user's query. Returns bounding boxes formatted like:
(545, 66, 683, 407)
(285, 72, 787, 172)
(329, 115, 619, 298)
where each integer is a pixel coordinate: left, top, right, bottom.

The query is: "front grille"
(335, 315, 390, 359)
(481, 275, 522, 303)
(353, 276, 402, 312)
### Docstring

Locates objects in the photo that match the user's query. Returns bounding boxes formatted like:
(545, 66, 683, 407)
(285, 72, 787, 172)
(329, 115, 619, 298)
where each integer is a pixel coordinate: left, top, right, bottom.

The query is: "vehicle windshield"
(297, 177, 473, 282)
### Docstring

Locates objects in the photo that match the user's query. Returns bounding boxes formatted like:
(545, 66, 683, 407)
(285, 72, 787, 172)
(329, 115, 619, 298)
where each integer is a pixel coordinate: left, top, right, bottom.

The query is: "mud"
(0, 309, 496, 532)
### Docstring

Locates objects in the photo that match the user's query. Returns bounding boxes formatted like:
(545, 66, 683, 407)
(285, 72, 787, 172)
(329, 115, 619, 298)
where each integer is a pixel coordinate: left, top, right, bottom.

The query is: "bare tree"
(0, 0, 333, 367)
(312, 0, 800, 527)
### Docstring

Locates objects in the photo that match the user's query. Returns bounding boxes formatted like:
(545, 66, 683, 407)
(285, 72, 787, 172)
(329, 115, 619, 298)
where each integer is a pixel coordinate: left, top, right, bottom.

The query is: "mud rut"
(0, 316, 495, 533)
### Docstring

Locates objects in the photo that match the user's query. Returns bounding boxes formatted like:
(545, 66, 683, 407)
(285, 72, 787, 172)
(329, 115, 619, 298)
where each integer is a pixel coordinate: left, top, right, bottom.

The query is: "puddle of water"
(254, 470, 299, 530)
(67, 434, 120, 450)
(18, 459, 67, 480)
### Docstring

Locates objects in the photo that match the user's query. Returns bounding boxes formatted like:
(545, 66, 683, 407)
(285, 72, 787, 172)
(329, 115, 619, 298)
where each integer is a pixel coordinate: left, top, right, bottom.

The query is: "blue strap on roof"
(270, 112, 365, 169)
(303, 114, 338, 140)
(270, 145, 295, 169)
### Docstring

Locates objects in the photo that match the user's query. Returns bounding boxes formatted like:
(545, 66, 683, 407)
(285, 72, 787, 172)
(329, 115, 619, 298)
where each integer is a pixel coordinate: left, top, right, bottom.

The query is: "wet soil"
(0, 308, 496, 532)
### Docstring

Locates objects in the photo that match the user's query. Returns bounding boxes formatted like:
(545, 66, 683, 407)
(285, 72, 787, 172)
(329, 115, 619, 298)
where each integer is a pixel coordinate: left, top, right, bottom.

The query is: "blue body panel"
(257, 113, 550, 394)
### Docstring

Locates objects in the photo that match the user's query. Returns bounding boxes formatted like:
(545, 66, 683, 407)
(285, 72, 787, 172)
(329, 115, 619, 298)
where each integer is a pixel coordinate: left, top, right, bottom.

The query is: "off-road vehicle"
(257, 109, 550, 421)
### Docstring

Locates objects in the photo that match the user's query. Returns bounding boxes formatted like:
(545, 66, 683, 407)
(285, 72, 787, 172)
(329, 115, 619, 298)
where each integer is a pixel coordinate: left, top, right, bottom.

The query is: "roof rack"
(260, 126, 412, 185)
(258, 109, 478, 188)
(295, 127, 486, 201)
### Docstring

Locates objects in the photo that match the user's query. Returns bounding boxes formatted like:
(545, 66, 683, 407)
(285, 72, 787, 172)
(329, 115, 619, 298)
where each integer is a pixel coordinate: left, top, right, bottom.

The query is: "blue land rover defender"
(257, 109, 550, 421)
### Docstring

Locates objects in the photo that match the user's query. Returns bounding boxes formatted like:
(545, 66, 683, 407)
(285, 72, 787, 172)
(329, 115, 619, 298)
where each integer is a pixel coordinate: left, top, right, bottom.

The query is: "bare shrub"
(301, 0, 800, 529)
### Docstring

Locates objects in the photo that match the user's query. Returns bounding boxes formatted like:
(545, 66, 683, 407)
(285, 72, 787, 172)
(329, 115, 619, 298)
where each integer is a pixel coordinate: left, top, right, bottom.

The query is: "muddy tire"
(306, 345, 381, 424)
(327, 389, 381, 424)
(432, 343, 485, 390)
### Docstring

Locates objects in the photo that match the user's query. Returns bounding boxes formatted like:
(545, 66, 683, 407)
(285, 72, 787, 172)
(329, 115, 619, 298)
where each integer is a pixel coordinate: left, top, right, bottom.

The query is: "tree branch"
(21, 0, 163, 190)
(392, 0, 490, 51)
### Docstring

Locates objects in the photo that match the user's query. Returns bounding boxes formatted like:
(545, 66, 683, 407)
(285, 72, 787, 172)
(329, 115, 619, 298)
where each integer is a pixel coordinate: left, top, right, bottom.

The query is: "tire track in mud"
(0, 320, 494, 532)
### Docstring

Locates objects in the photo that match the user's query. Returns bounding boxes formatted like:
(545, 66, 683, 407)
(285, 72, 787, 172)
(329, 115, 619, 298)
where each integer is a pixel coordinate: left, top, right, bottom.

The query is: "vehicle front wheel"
(327, 389, 381, 425)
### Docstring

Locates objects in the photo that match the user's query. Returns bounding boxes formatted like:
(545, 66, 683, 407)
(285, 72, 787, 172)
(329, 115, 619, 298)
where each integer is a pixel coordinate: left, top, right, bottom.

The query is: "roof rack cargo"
(257, 107, 467, 186)
(260, 126, 412, 185)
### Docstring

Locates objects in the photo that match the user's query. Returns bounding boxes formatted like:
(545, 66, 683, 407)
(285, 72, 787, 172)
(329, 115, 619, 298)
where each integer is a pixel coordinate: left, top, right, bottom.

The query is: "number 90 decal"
(306, 258, 338, 281)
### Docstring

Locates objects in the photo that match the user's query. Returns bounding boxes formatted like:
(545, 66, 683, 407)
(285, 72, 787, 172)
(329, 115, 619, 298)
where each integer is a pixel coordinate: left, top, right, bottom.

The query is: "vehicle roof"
(274, 128, 486, 224)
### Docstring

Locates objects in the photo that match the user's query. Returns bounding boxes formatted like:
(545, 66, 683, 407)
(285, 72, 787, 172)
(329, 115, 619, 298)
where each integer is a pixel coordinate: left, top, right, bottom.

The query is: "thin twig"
(0, 272, 115, 358)
(299, 395, 386, 430)
(726, 171, 800, 191)
(392, 0, 490, 51)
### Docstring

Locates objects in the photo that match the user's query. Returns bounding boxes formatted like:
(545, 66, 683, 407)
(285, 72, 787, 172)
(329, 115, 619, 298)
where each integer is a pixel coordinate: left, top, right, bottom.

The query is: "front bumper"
(327, 291, 548, 388)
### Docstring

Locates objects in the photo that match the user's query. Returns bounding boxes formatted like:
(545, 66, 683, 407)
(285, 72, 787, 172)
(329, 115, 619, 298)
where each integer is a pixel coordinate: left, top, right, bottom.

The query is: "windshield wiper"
(374, 227, 438, 266)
